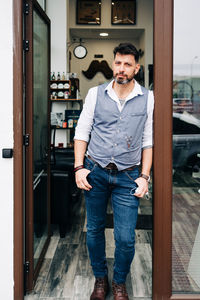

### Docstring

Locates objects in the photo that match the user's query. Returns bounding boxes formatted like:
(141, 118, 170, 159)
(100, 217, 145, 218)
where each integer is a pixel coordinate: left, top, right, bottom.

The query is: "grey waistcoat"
(87, 82, 148, 171)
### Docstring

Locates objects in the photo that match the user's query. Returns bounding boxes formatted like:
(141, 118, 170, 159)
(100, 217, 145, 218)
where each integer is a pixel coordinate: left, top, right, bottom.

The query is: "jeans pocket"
(85, 157, 97, 175)
(124, 170, 138, 182)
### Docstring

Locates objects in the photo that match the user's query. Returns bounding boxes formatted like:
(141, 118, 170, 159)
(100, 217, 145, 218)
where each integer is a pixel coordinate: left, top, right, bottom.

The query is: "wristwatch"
(140, 173, 150, 182)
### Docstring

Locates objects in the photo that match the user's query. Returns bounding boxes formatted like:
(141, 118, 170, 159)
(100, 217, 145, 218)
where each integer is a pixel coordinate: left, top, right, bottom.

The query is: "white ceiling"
(70, 28, 144, 40)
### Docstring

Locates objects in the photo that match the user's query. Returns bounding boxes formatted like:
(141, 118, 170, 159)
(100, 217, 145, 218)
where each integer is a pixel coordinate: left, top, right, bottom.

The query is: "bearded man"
(74, 43, 154, 300)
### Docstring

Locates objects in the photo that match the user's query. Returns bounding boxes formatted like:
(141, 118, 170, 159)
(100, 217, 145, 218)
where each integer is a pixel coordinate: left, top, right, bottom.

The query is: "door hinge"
(23, 3, 29, 15)
(23, 40, 29, 52)
(23, 134, 30, 146)
(24, 261, 30, 273)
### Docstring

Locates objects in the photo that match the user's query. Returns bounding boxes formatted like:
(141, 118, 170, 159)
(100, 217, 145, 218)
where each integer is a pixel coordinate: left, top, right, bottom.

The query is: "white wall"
(46, 0, 68, 146)
(46, 0, 67, 74)
(0, 0, 14, 299)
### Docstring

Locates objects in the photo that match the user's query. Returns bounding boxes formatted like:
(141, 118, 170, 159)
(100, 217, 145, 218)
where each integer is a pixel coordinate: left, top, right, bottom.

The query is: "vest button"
(114, 143, 117, 146)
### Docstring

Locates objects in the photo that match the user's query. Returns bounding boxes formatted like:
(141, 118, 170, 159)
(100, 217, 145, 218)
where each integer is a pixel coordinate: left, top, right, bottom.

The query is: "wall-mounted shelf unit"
(50, 77, 82, 149)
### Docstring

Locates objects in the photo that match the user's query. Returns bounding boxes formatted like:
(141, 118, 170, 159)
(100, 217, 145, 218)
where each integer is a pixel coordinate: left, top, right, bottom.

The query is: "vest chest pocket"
(130, 112, 146, 116)
(124, 112, 146, 149)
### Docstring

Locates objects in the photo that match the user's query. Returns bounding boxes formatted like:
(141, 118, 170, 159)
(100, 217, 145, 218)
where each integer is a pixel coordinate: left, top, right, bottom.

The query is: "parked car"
(173, 111, 200, 172)
(173, 97, 193, 113)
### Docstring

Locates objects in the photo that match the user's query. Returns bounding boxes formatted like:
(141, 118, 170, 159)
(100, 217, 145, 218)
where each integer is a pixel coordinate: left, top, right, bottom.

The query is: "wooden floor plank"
(25, 194, 153, 299)
(131, 244, 152, 297)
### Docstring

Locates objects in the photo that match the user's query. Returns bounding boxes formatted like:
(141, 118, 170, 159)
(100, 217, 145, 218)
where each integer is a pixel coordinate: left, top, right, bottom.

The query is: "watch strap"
(140, 173, 150, 182)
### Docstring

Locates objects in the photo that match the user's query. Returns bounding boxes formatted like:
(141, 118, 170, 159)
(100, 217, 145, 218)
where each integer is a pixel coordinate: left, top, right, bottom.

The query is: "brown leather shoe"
(112, 281, 129, 300)
(90, 276, 109, 300)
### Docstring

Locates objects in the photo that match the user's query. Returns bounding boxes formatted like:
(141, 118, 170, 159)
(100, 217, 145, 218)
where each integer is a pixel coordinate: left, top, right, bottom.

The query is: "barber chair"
(50, 145, 81, 237)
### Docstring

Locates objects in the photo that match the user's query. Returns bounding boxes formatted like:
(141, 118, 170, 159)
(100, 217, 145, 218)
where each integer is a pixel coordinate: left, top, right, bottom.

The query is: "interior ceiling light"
(100, 33, 109, 37)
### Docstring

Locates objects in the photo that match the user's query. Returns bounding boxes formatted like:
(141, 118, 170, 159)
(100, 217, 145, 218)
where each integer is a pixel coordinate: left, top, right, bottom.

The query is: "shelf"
(51, 126, 76, 130)
(50, 88, 70, 90)
(50, 80, 70, 82)
(52, 146, 74, 151)
(50, 99, 83, 102)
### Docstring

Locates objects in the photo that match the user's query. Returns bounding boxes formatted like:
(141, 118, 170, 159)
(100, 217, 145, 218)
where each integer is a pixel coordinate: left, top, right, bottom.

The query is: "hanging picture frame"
(111, 0, 136, 25)
(76, 0, 101, 25)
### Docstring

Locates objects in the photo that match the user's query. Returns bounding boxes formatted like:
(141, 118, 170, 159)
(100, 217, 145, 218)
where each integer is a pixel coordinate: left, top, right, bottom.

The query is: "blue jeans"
(84, 156, 139, 284)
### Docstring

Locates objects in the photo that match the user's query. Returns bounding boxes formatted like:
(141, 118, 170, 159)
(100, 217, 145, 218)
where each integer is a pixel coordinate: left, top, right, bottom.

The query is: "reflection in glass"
(33, 10, 48, 268)
(173, 0, 200, 293)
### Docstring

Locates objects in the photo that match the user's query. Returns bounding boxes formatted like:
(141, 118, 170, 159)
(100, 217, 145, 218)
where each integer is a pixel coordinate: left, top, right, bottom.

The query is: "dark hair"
(113, 43, 139, 62)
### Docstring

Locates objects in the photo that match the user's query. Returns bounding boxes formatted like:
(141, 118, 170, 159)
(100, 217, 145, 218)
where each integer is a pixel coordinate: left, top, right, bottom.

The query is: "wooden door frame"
(153, 0, 173, 299)
(13, 0, 24, 298)
(13, 0, 51, 297)
(153, 1, 200, 299)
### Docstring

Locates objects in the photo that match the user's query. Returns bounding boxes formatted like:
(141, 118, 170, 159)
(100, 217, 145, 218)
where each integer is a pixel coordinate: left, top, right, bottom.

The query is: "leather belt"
(87, 155, 138, 171)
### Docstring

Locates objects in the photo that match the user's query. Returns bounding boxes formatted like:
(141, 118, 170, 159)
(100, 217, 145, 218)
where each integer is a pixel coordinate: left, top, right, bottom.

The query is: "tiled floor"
(172, 186, 200, 292)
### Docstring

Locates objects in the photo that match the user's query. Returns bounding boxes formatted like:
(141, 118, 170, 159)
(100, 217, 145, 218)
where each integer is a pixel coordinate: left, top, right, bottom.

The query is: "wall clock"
(73, 45, 87, 59)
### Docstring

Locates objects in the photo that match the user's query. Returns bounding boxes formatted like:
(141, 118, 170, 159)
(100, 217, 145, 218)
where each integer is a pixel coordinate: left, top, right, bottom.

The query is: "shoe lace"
(95, 277, 105, 290)
(113, 282, 128, 295)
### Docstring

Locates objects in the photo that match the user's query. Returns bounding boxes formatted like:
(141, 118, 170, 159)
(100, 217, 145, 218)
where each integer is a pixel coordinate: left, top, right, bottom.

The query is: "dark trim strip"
(13, 0, 24, 299)
(32, 0, 51, 284)
(25, 0, 51, 291)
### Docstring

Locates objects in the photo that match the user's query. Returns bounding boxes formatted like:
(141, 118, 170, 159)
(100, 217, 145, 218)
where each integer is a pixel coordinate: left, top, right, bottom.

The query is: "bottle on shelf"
(76, 89, 80, 99)
(64, 91, 69, 99)
(62, 72, 65, 80)
(57, 72, 61, 80)
(68, 118, 73, 128)
(51, 72, 56, 80)
(62, 120, 67, 128)
(70, 77, 78, 99)
(66, 73, 70, 80)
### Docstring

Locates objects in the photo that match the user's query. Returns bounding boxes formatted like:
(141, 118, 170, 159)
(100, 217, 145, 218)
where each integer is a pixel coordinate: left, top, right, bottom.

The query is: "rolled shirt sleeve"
(74, 87, 97, 142)
(142, 90, 154, 149)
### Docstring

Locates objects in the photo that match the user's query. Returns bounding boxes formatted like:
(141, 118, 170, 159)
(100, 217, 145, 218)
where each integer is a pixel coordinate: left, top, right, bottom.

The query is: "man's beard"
(113, 72, 135, 85)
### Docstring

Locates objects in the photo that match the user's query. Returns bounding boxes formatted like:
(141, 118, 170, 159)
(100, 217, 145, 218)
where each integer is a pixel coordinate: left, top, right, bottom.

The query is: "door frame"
(153, 1, 200, 299)
(25, 0, 51, 291)
(14, 0, 200, 299)
(13, 0, 24, 298)
(153, 0, 173, 299)
(14, 0, 51, 297)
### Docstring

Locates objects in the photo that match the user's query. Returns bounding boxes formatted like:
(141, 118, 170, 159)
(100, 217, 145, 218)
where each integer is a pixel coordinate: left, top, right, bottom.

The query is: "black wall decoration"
(77, 0, 101, 24)
(82, 60, 113, 79)
(111, 0, 136, 25)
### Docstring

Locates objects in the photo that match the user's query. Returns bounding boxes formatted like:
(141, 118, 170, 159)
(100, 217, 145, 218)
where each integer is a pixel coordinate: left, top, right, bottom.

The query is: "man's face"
(112, 53, 140, 85)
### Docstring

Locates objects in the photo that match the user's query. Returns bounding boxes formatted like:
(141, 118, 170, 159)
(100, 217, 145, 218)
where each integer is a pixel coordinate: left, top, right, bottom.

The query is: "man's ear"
(112, 60, 115, 70)
(135, 63, 140, 75)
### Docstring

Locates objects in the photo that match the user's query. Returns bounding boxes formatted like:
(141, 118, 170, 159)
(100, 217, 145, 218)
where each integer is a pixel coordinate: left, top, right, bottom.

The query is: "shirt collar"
(105, 79, 143, 101)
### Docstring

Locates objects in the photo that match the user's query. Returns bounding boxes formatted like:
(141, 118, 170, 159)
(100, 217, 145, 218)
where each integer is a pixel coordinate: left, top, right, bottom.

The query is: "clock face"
(73, 45, 87, 59)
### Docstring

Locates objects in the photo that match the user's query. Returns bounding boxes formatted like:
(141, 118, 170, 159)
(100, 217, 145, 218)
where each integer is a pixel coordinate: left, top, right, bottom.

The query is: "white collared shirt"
(74, 80, 154, 149)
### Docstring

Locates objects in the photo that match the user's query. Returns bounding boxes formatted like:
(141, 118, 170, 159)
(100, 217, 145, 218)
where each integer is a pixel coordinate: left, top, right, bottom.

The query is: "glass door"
(24, 0, 51, 291)
(172, 0, 200, 295)
(153, 0, 200, 299)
